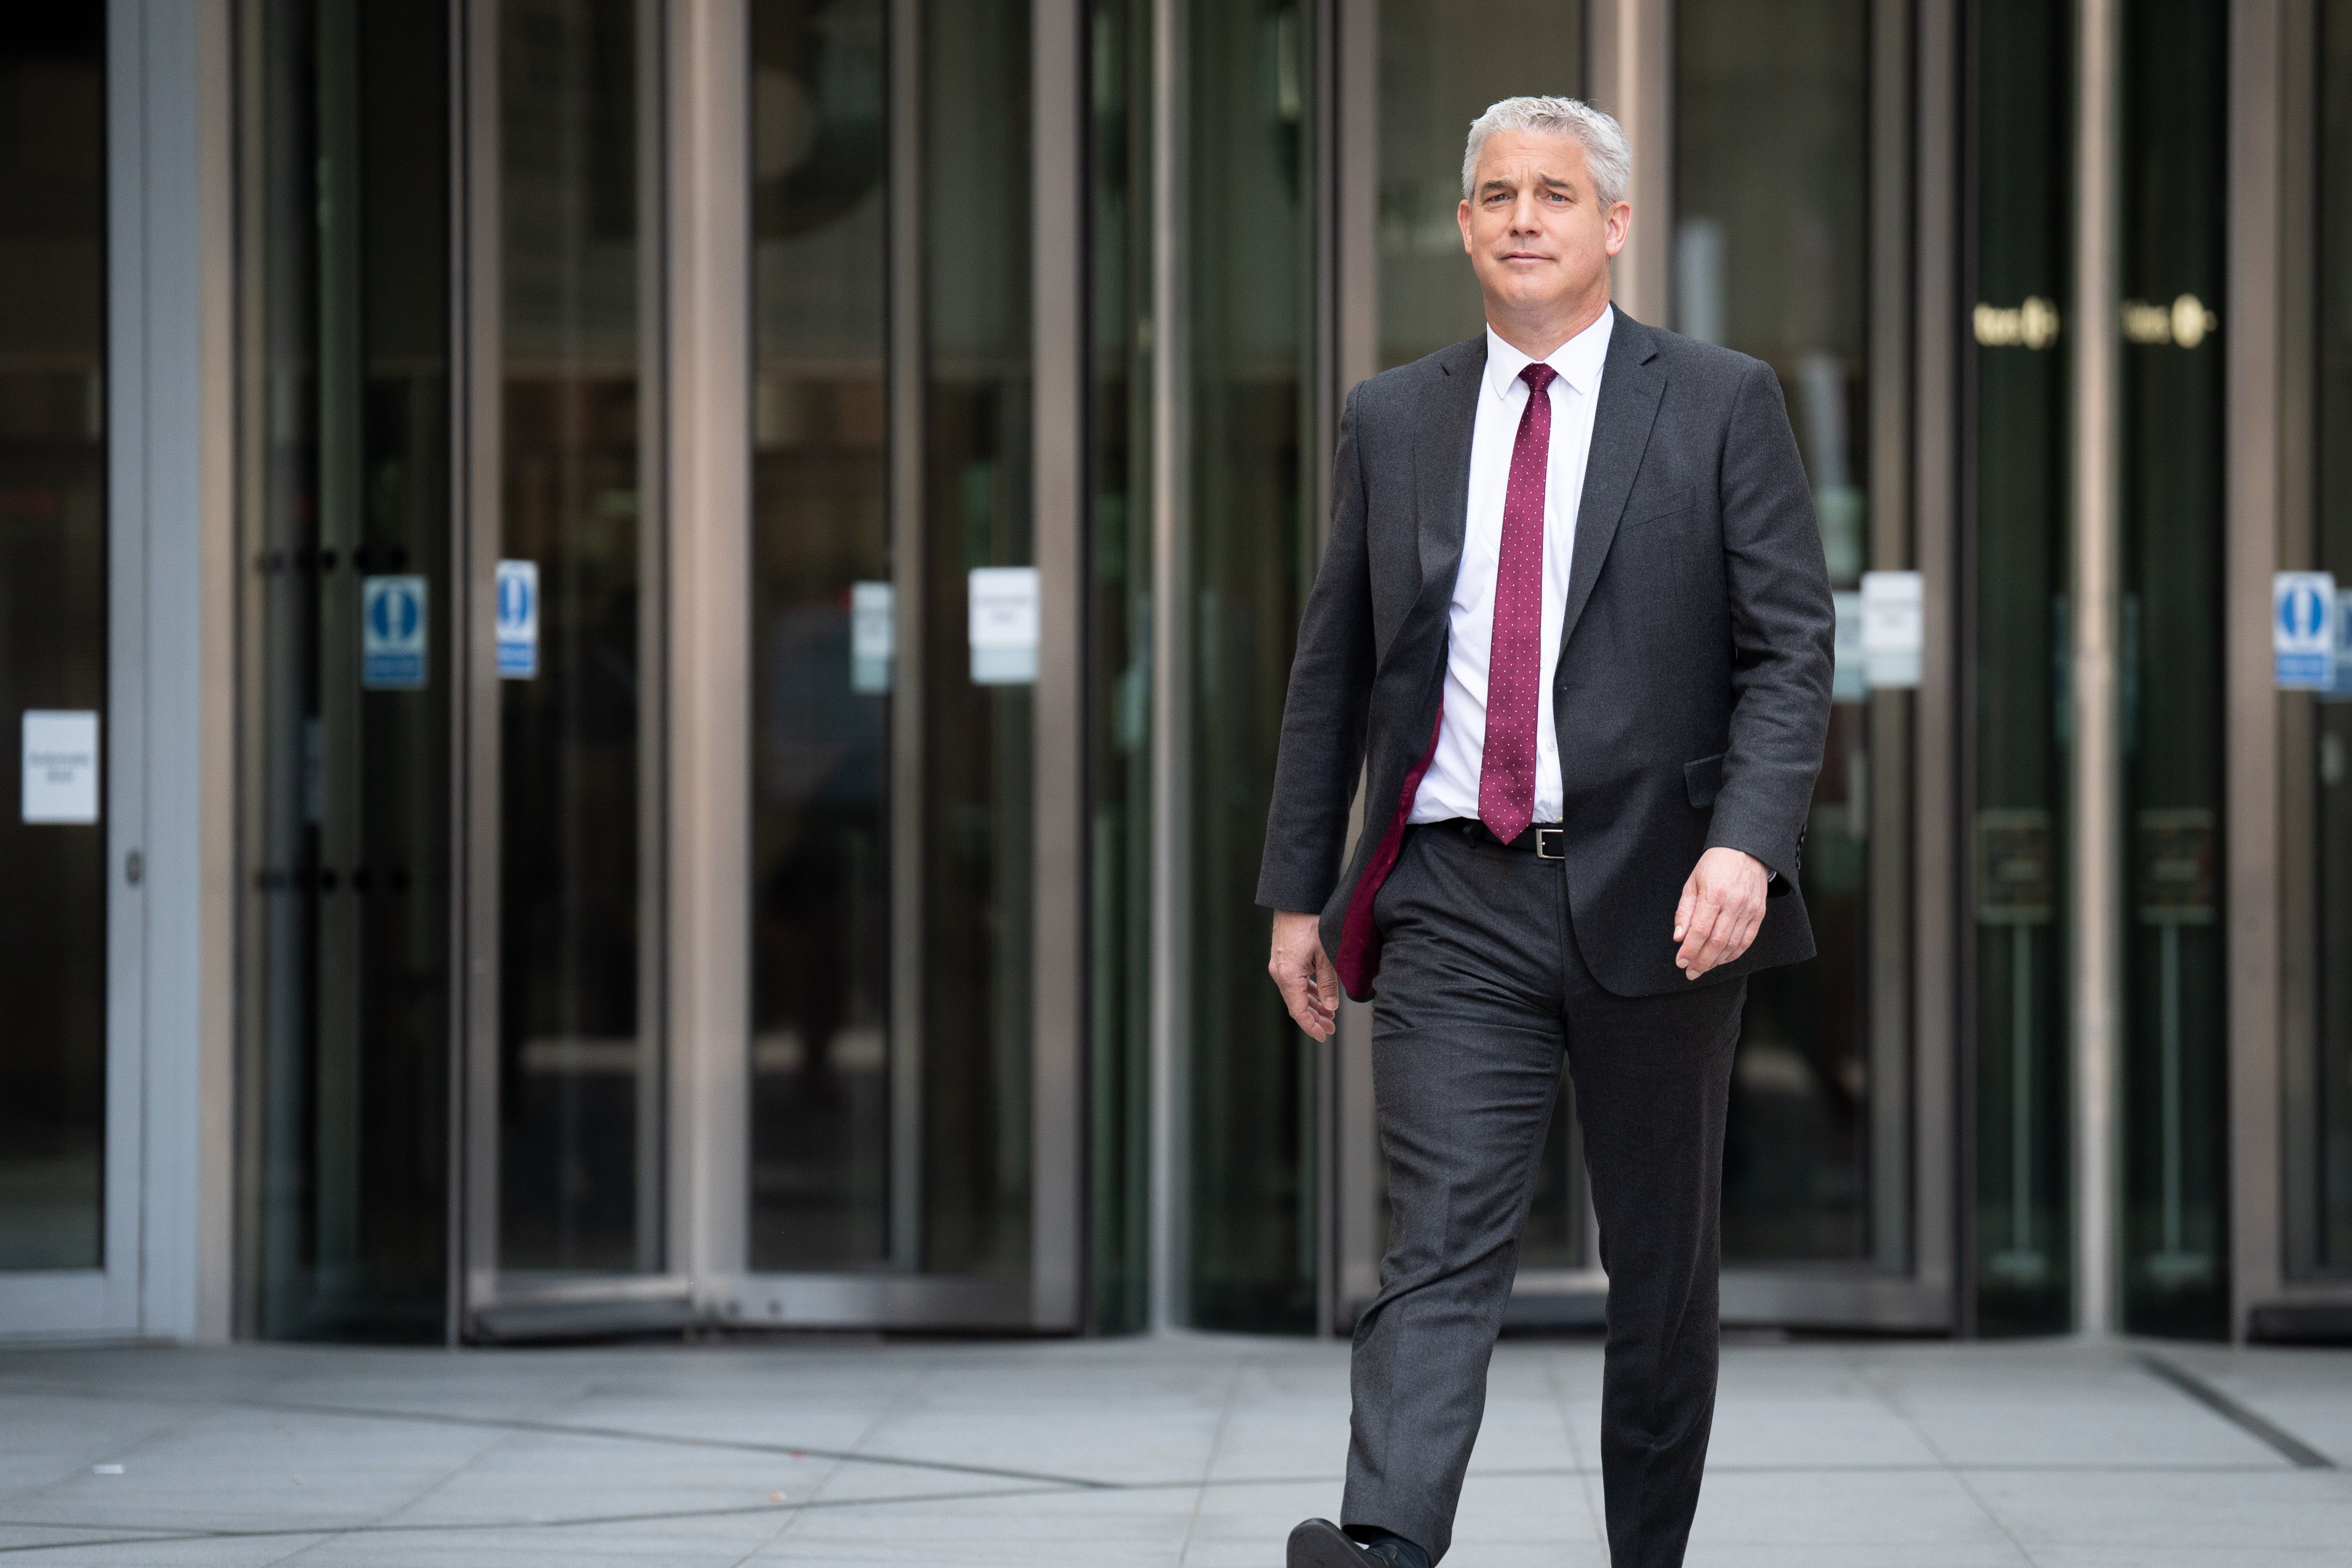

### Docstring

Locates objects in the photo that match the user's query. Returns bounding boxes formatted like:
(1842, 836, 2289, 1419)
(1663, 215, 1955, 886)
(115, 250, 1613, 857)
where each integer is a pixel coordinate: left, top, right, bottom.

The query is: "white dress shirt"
(1409, 306, 1614, 826)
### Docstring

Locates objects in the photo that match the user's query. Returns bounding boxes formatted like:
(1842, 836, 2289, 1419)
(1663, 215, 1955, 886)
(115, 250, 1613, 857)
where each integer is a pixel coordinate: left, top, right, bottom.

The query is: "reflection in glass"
(497, 0, 660, 1277)
(1377, 0, 1582, 372)
(2316, 0, 2352, 1276)
(748, 0, 893, 1272)
(0, 11, 106, 1274)
(1088, 0, 1154, 1330)
(1677, 0, 1877, 1262)
(2118, 0, 2228, 1338)
(1968, 0, 2072, 1334)
(241, 0, 453, 1338)
(1188, 0, 1319, 1331)
(920, 0, 1034, 1277)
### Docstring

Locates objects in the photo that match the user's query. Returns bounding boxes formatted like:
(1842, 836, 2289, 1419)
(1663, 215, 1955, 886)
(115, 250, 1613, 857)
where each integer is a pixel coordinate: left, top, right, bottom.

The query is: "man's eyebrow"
(1478, 173, 1579, 196)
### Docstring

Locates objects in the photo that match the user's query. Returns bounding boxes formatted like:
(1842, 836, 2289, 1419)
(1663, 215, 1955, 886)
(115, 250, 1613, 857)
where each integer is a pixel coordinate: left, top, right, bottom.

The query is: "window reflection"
(1969, 0, 2073, 1334)
(496, 0, 660, 1277)
(1677, 0, 1877, 1264)
(748, 0, 893, 1272)
(1088, 0, 1154, 1331)
(2117, 0, 2228, 1338)
(0, 10, 107, 1275)
(1188, 0, 1319, 1331)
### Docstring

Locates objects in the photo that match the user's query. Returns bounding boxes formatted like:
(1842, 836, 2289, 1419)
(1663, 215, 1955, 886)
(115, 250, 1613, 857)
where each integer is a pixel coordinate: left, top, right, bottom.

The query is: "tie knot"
(1519, 361, 1557, 396)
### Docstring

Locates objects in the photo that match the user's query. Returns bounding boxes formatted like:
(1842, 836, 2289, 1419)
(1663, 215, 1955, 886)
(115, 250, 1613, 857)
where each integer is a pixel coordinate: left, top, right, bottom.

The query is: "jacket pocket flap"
(1684, 751, 1726, 808)
(1624, 487, 1697, 529)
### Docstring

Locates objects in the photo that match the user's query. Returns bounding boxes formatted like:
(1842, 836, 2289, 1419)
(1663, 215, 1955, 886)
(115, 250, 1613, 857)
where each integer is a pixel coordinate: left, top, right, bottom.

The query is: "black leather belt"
(1450, 819, 1567, 860)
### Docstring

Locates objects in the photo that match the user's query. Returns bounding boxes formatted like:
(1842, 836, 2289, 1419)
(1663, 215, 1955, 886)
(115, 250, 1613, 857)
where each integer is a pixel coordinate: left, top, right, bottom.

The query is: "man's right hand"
(1268, 910, 1338, 1041)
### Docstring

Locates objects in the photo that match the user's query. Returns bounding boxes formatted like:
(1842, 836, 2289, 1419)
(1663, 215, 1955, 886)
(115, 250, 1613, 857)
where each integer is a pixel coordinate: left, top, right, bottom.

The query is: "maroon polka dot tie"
(1478, 361, 1555, 845)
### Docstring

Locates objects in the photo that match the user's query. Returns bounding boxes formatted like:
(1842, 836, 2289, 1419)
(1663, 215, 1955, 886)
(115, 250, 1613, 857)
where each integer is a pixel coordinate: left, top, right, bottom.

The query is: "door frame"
(449, 0, 1090, 1338)
(713, 0, 1089, 1334)
(3, 0, 238, 1346)
(451, 0, 689, 1340)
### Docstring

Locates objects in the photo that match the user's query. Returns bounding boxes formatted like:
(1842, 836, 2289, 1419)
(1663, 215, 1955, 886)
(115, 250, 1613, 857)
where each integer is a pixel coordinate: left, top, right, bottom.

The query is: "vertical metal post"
(665, 0, 754, 1305)
(886, 0, 927, 1276)
(1911, 0, 1961, 1308)
(1584, 0, 1671, 327)
(457, 0, 508, 1327)
(444, 0, 471, 1348)
(1032, 0, 1088, 1331)
(1147, 0, 1190, 1333)
(1865, 0, 1916, 1278)
(633, 0, 672, 1285)
(2070, 0, 2123, 1339)
(2225, 0, 2286, 1341)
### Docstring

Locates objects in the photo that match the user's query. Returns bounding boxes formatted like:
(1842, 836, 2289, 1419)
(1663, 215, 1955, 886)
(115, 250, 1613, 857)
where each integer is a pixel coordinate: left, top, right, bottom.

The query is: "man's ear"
(1604, 201, 1632, 259)
(1457, 198, 1474, 255)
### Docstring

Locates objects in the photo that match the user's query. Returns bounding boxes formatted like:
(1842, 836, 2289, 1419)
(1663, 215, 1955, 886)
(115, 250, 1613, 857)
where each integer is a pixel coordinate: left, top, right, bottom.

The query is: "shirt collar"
(1482, 303, 1614, 402)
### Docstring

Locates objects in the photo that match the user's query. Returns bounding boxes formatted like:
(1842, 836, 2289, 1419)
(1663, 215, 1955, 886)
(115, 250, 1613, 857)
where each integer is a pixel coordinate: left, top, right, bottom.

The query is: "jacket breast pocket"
(1621, 487, 1697, 532)
(1684, 751, 1725, 808)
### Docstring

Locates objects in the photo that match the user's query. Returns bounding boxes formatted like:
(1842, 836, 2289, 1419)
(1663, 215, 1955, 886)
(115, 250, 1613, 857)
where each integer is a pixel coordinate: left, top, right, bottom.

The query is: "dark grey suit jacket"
(1255, 312, 1836, 1001)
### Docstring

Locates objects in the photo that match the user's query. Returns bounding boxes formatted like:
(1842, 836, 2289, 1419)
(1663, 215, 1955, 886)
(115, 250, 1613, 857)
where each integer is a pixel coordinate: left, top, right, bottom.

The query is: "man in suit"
(1262, 97, 1835, 1568)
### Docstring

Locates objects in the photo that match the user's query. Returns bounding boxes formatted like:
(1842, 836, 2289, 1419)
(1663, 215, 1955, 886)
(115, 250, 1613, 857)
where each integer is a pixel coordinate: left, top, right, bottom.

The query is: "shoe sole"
(1287, 1518, 1365, 1568)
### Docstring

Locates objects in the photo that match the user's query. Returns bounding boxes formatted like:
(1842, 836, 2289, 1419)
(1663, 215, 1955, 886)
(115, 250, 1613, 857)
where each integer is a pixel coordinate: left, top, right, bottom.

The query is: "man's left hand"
(1673, 847, 1769, 980)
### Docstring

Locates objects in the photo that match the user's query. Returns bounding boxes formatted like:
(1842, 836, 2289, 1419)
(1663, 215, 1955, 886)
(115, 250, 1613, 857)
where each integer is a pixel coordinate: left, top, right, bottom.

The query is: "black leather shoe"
(1287, 1518, 1429, 1568)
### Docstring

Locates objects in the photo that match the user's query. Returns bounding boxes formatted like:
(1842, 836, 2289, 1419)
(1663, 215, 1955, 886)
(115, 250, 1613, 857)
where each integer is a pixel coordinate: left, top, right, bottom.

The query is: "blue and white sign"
(2330, 589, 2352, 703)
(2274, 571, 2336, 691)
(360, 575, 428, 690)
(495, 559, 539, 679)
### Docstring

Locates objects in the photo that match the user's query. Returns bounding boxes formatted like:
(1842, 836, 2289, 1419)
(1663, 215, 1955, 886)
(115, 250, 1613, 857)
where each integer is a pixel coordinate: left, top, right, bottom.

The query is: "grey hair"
(1460, 96, 1632, 209)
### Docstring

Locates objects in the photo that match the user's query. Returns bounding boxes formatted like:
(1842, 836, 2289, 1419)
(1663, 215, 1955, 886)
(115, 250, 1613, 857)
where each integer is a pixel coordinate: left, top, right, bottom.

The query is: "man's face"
(1456, 130, 1630, 322)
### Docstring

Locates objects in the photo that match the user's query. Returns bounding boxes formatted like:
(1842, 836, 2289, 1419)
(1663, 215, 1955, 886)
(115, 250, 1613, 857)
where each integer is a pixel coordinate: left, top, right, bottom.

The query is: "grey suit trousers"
(1344, 823, 1745, 1568)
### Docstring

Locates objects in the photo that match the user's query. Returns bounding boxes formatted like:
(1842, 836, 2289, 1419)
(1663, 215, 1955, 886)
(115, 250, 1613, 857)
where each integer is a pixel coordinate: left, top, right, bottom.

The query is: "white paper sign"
(850, 581, 894, 694)
(1860, 569, 1924, 690)
(22, 710, 99, 824)
(496, 559, 539, 679)
(969, 566, 1039, 685)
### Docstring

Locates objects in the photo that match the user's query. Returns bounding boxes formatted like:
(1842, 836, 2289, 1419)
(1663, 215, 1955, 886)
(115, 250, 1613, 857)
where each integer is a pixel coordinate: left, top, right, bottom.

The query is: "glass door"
(736, 0, 1087, 1330)
(458, 0, 675, 1337)
(238, 0, 457, 1342)
(0, 7, 138, 1338)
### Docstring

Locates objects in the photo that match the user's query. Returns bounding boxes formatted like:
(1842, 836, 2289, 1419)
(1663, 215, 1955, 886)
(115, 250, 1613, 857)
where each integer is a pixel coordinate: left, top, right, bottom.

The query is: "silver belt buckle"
(1535, 826, 1566, 860)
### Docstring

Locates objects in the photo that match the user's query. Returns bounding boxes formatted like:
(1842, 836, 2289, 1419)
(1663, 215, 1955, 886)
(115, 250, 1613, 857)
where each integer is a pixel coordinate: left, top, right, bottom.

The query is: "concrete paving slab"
(0, 1334, 2343, 1566)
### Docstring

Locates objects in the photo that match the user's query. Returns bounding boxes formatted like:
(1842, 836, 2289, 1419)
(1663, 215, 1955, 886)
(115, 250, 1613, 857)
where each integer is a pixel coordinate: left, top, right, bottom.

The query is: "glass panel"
(747, 0, 893, 1272)
(497, 0, 660, 1278)
(2118, 0, 2228, 1338)
(1677, 0, 1882, 1263)
(1088, 0, 1153, 1330)
(0, 10, 107, 1274)
(1968, 0, 2072, 1334)
(241, 0, 454, 1338)
(1372, 0, 1589, 1276)
(920, 0, 1033, 1278)
(2315, 0, 2352, 1278)
(1376, 0, 1582, 372)
(1188, 0, 1318, 1331)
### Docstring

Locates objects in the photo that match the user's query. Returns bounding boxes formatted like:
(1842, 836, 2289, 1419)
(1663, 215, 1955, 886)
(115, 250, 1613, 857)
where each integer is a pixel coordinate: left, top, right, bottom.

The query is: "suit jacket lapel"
(1414, 337, 1485, 600)
(1558, 313, 1664, 649)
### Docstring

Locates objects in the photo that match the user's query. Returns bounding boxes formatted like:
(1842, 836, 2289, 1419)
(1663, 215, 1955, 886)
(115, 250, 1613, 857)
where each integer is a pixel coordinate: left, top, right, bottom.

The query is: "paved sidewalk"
(1, 1333, 2348, 1566)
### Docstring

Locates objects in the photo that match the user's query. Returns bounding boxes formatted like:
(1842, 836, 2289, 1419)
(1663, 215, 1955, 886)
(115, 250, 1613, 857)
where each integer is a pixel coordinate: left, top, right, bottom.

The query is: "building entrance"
(0, 9, 139, 1340)
(236, 0, 1092, 1341)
